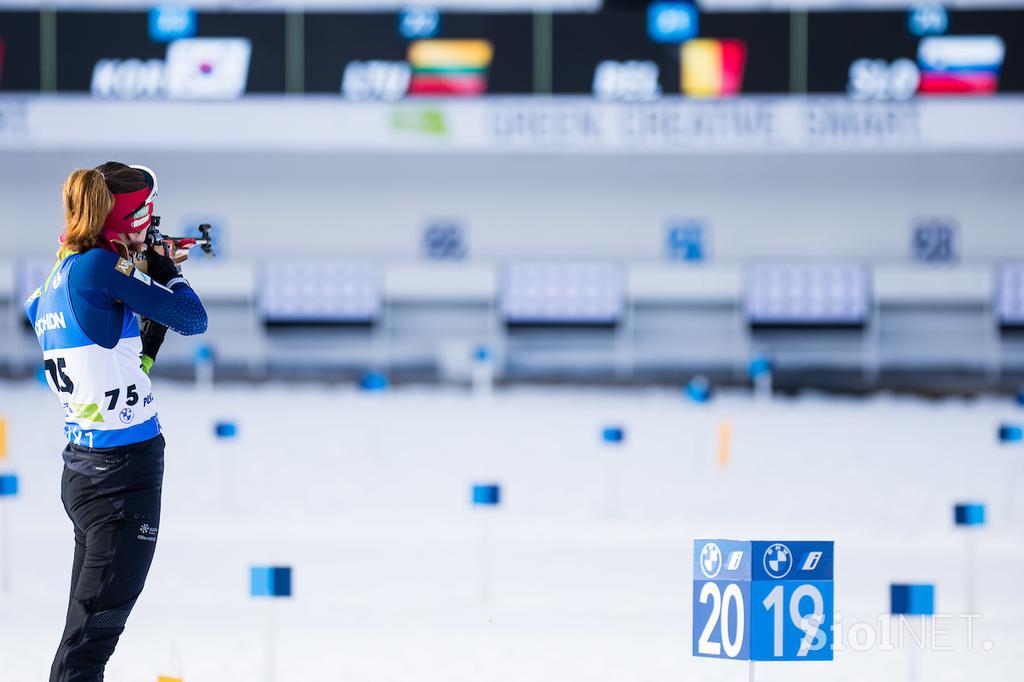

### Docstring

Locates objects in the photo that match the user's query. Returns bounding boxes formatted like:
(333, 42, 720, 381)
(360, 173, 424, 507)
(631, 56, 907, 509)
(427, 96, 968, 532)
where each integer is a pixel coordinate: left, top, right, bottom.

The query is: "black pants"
(50, 434, 165, 682)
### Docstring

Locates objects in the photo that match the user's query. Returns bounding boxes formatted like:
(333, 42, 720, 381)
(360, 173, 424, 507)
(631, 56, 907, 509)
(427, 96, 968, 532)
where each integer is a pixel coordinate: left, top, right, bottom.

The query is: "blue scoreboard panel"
(693, 539, 834, 662)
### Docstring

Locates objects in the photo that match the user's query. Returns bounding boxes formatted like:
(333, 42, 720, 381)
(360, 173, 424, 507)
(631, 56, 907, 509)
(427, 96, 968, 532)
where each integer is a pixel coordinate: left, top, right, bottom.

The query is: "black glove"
(140, 316, 169, 364)
(145, 246, 180, 286)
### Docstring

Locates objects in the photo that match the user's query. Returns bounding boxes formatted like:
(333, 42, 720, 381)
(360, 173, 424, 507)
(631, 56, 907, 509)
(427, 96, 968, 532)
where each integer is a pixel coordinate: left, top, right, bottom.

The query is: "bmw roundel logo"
(763, 543, 793, 579)
(700, 542, 723, 579)
(119, 407, 134, 424)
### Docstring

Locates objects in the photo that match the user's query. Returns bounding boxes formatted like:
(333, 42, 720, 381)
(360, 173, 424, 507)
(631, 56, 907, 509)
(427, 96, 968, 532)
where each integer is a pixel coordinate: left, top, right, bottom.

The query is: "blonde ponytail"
(59, 169, 113, 255)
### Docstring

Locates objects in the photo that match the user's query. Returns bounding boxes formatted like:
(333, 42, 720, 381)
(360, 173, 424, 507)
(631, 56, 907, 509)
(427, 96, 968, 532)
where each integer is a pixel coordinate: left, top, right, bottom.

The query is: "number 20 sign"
(693, 539, 834, 661)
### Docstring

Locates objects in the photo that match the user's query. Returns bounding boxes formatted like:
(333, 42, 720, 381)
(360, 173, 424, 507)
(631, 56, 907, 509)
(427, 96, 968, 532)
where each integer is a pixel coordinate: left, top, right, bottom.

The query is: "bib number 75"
(104, 384, 139, 410)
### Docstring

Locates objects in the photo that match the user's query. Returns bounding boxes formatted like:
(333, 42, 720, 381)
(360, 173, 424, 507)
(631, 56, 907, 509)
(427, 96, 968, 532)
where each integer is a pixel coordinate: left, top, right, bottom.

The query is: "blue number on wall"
(667, 221, 706, 262)
(423, 221, 466, 261)
(911, 219, 957, 263)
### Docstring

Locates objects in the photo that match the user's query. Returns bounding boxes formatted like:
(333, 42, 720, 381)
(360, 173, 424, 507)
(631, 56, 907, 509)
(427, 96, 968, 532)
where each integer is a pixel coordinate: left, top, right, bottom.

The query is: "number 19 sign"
(693, 539, 834, 661)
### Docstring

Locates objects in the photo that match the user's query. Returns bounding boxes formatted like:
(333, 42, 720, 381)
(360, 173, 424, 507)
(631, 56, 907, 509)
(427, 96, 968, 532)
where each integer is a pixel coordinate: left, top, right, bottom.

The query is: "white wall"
(1, 150, 1021, 263)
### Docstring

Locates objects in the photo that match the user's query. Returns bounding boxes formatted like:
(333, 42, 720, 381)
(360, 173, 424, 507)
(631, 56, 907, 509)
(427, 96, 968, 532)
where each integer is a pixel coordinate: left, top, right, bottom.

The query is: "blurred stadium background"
(3, 1, 1024, 681)
(1, 0, 1022, 391)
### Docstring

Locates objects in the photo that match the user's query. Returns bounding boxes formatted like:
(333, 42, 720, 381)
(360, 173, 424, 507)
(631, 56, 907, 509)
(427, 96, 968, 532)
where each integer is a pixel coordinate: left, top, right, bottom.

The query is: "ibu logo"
(647, 3, 698, 44)
(763, 543, 792, 579)
(149, 6, 197, 42)
(700, 542, 723, 578)
(909, 3, 948, 37)
(399, 7, 440, 39)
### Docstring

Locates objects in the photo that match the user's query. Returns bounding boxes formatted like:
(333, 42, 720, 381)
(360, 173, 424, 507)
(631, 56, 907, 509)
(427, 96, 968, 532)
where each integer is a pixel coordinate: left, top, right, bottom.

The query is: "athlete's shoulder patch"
(115, 258, 134, 277)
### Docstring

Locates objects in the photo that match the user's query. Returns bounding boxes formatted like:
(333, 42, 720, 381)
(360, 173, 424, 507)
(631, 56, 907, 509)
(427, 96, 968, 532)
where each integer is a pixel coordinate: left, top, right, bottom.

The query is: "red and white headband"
(101, 165, 158, 242)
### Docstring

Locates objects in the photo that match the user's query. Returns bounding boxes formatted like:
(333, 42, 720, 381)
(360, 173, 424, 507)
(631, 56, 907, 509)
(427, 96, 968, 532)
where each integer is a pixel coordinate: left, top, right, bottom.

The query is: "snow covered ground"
(1, 381, 1023, 682)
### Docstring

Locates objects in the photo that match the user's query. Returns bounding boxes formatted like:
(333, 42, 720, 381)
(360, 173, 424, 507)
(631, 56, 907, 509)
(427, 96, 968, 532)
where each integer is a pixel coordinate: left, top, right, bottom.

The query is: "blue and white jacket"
(25, 248, 207, 448)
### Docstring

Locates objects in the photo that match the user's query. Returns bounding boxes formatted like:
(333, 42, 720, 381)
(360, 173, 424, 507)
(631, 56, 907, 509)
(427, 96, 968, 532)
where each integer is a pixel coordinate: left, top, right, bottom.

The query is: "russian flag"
(917, 35, 1005, 96)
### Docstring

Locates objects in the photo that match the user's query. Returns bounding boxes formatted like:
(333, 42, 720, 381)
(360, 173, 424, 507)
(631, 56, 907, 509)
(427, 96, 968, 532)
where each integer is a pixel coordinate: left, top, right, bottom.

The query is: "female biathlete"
(24, 162, 208, 681)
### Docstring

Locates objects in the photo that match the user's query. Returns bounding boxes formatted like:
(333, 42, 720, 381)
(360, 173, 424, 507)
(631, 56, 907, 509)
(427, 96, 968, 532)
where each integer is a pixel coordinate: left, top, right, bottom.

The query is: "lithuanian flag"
(407, 39, 494, 96)
(681, 39, 747, 98)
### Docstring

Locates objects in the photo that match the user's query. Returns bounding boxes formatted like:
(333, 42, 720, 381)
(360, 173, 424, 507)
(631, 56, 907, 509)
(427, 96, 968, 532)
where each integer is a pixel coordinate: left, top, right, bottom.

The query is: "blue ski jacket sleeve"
(26, 248, 208, 349)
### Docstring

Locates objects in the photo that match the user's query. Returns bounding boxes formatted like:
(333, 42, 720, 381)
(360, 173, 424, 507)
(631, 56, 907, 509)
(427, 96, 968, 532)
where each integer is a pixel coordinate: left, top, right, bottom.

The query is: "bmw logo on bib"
(119, 407, 134, 424)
